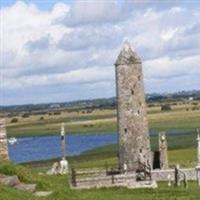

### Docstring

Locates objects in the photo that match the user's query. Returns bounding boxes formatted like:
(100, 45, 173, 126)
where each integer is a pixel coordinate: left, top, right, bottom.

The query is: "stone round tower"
(115, 42, 151, 171)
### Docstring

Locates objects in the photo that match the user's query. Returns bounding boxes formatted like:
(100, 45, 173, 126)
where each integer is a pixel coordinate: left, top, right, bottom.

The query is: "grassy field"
(1, 147, 200, 200)
(3, 101, 200, 137)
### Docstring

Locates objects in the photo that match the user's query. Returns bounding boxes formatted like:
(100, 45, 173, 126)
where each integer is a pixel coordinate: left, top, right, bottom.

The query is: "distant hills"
(0, 90, 199, 113)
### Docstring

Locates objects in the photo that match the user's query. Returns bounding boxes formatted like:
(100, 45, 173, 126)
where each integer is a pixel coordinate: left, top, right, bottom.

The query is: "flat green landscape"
(4, 101, 200, 137)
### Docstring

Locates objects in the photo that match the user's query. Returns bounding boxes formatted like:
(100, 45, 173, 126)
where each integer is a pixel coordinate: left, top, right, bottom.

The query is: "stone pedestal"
(0, 119, 9, 160)
(115, 42, 151, 171)
(196, 166, 200, 186)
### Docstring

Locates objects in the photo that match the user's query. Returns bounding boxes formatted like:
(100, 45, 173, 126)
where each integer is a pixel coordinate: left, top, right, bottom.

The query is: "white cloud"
(160, 28, 178, 41)
(60, 0, 123, 26)
(1, 66, 114, 89)
(0, 1, 200, 105)
(144, 55, 200, 79)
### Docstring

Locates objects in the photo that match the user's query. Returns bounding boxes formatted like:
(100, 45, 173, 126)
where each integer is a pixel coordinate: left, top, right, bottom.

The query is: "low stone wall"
(70, 168, 198, 189)
(71, 173, 158, 189)
(152, 168, 197, 181)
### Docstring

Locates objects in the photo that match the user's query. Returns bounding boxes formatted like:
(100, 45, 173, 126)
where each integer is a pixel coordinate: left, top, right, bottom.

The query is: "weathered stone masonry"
(0, 119, 9, 160)
(115, 42, 151, 171)
(159, 132, 169, 169)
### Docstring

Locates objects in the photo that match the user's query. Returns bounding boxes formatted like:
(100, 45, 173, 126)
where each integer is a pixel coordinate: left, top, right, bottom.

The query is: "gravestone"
(174, 164, 181, 187)
(196, 132, 200, 186)
(0, 119, 9, 160)
(115, 42, 151, 171)
(196, 130, 200, 167)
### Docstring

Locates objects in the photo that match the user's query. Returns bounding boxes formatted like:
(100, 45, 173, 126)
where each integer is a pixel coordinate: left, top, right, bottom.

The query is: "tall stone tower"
(115, 42, 151, 171)
(0, 119, 9, 160)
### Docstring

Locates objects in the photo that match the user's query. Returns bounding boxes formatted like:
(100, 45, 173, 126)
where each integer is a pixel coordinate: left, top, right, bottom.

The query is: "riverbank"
(22, 144, 197, 171)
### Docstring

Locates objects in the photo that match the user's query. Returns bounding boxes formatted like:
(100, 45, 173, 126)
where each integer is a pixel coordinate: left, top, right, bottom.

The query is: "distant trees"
(53, 111, 61, 115)
(48, 111, 61, 115)
(161, 104, 172, 111)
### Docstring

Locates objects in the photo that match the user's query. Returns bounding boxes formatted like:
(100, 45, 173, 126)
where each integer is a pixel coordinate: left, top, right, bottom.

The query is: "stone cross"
(0, 119, 9, 160)
(196, 129, 200, 186)
(60, 123, 66, 159)
(197, 129, 200, 167)
(115, 42, 151, 171)
(159, 132, 168, 169)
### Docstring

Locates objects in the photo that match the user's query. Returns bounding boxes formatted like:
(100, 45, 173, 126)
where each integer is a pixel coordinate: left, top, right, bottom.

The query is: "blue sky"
(0, 0, 73, 10)
(0, 0, 200, 105)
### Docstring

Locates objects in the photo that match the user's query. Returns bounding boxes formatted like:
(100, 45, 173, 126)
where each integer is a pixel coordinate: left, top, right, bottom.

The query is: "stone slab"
(0, 175, 20, 187)
(34, 191, 53, 197)
(14, 183, 37, 193)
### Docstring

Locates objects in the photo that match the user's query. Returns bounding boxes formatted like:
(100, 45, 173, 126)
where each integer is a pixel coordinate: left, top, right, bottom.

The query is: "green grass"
(1, 157, 200, 200)
(24, 143, 197, 172)
(81, 147, 197, 169)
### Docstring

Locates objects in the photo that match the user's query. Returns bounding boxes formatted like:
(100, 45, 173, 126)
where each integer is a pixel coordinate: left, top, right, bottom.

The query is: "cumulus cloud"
(2, 66, 114, 89)
(58, 25, 123, 51)
(25, 36, 50, 52)
(0, 0, 200, 105)
(59, 0, 123, 26)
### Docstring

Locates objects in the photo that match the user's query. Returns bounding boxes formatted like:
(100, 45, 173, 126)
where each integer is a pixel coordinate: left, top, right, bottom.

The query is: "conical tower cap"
(115, 41, 141, 66)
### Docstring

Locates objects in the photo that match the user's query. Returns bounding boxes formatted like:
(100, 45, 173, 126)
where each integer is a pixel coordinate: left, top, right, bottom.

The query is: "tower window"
(131, 89, 134, 95)
(124, 128, 127, 133)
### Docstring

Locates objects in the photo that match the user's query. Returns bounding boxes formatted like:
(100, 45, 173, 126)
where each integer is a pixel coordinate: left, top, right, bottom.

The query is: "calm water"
(9, 133, 118, 163)
(9, 129, 194, 163)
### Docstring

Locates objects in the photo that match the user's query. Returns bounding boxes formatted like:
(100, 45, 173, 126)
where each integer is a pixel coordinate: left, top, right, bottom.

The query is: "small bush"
(192, 107, 199, 111)
(192, 102, 198, 106)
(148, 103, 156, 107)
(40, 116, 44, 120)
(22, 113, 30, 118)
(54, 111, 61, 115)
(161, 104, 172, 111)
(11, 118, 18, 123)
